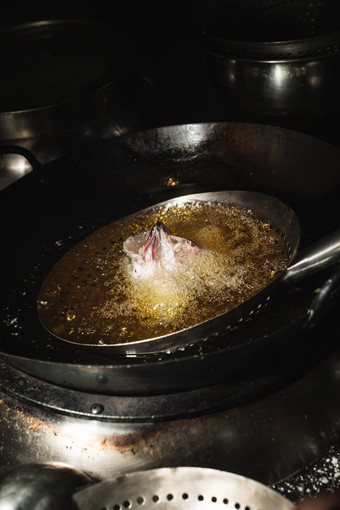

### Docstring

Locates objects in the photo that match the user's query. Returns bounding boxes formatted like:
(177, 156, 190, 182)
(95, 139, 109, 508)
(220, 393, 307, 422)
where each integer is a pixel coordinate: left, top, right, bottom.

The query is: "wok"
(1, 122, 340, 395)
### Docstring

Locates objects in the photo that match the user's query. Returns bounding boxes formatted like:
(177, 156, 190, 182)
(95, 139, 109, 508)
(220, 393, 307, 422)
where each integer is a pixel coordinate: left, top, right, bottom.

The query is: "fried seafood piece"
(123, 220, 198, 278)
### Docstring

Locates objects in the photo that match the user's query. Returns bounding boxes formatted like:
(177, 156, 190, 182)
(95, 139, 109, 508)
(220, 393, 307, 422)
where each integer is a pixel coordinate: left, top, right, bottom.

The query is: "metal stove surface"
(0, 285, 340, 492)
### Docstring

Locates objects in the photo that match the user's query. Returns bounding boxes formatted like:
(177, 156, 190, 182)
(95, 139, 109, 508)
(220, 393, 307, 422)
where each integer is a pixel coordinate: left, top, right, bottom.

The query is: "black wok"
(1, 122, 340, 395)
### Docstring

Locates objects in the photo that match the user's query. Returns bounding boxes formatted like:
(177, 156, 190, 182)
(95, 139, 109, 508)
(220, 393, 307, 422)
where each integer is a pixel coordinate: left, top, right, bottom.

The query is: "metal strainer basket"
(73, 467, 294, 510)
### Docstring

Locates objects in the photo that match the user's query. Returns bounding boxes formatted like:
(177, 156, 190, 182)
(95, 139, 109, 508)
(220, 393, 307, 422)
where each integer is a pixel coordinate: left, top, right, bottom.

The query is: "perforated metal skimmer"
(73, 467, 294, 510)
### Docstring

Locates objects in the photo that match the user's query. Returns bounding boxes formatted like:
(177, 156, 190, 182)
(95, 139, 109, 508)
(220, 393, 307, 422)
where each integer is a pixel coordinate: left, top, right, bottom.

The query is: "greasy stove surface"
(274, 446, 340, 501)
(0, 298, 340, 489)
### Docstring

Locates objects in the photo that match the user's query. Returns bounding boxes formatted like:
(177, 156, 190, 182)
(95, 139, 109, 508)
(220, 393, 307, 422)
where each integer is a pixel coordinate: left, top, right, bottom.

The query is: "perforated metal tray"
(73, 467, 294, 510)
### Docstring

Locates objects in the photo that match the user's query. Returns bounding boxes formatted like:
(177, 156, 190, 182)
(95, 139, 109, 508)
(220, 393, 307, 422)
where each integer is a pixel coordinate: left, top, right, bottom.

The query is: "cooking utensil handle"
(0, 145, 42, 171)
(304, 264, 340, 330)
(284, 229, 340, 283)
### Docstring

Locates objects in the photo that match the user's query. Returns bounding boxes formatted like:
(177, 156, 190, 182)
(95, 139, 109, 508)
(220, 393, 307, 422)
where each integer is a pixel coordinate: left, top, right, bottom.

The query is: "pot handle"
(283, 229, 340, 284)
(0, 145, 42, 172)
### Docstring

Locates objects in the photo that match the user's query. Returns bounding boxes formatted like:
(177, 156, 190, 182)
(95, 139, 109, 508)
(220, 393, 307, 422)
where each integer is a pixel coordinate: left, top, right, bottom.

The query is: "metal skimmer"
(73, 467, 294, 510)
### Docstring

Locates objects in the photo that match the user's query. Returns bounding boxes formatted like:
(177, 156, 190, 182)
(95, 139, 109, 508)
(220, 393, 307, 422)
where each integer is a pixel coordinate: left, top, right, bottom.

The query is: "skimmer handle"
(284, 229, 340, 283)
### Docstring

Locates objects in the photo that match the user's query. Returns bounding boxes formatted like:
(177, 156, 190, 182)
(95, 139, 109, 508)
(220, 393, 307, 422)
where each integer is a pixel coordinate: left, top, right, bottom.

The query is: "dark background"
(0, 2, 338, 145)
(0, 1, 189, 35)
(0, 1, 215, 127)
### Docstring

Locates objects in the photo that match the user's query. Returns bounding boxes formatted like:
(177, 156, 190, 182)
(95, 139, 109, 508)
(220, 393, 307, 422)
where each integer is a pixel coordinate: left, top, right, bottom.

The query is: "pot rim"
(0, 19, 138, 138)
(193, 28, 340, 61)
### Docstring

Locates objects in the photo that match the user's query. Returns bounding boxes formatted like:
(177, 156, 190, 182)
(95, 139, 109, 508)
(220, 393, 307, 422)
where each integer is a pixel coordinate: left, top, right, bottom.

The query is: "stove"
(0, 292, 340, 498)
(1, 3, 340, 506)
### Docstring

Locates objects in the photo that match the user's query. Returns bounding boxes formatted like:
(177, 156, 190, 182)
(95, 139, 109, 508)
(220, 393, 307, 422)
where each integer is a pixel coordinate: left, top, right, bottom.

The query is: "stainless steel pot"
(0, 20, 152, 188)
(191, 0, 340, 125)
(1, 122, 340, 395)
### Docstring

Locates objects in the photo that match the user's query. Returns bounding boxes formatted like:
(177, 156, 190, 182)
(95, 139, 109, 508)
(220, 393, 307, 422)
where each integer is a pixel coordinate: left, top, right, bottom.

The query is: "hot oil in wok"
(37, 202, 288, 345)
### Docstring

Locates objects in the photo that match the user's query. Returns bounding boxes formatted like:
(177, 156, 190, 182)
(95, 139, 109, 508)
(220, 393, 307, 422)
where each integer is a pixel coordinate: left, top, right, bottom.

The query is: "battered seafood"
(123, 220, 198, 278)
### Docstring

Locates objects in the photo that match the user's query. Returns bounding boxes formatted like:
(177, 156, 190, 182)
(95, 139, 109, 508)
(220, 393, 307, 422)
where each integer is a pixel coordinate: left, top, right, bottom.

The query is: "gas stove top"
(0, 293, 340, 495)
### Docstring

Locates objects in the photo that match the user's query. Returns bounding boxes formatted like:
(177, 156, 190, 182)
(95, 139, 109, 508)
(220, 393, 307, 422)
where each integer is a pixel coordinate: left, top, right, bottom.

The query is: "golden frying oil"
(37, 201, 288, 345)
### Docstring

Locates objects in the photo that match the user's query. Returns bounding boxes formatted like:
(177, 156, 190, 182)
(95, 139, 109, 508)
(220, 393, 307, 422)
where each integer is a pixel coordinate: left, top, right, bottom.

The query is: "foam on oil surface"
(37, 201, 288, 345)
